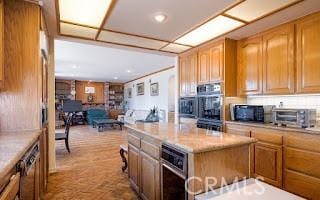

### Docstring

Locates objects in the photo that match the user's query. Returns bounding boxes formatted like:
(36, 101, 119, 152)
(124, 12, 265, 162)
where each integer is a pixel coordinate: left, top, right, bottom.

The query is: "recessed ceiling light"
(154, 13, 167, 23)
(72, 65, 77, 69)
(127, 70, 132, 73)
(114, 77, 118, 80)
(71, 74, 75, 77)
(59, 0, 113, 27)
(175, 15, 244, 46)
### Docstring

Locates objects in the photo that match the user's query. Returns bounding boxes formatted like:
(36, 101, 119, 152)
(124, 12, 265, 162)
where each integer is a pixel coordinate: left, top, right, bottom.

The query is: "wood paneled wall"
(0, 1, 41, 132)
(75, 81, 105, 104)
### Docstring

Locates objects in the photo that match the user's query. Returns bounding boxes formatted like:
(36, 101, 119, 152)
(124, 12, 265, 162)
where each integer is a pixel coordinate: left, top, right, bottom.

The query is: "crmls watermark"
(185, 176, 266, 196)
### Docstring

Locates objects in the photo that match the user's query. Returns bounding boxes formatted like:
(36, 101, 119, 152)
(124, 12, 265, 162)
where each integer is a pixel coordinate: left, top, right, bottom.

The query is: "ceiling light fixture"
(59, 0, 113, 27)
(127, 70, 132, 73)
(175, 15, 244, 46)
(114, 77, 118, 80)
(154, 13, 167, 23)
(72, 64, 77, 69)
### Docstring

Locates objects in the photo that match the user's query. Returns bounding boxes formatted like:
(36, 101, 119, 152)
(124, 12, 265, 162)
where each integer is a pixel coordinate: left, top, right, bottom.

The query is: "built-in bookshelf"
(108, 83, 124, 119)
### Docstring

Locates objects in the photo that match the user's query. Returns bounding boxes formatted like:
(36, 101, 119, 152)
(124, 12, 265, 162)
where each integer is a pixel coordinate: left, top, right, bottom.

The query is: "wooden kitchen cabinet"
(252, 142, 282, 187)
(296, 13, 320, 94)
(198, 48, 210, 84)
(140, 151, 160, 200)
(0, 0, 3, 90)
(198, 42, 224, 84)
(179, 51, 197, 96)
(237, 37, 263, 95)
(225, 124, 250, 137)
(262, 25, 295, 94)
(128, 144, 140, 193)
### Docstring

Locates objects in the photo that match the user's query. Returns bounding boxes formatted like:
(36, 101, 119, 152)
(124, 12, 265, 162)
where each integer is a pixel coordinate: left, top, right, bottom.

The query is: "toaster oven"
(272, 108, 317, 128)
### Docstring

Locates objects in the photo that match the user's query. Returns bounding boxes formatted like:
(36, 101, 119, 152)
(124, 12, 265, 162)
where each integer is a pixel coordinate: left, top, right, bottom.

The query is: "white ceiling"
(104, 0, 237, 41)
(54, 39, 175, 82)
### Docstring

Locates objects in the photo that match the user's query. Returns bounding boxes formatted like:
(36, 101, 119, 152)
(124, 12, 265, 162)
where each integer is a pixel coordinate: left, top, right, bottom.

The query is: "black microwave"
(179, 97, 197, 118)
(231, 105, 274, 123)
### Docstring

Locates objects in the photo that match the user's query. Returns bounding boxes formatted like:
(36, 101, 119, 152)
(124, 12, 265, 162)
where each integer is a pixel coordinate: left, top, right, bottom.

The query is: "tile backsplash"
(247, 94, 320, 122)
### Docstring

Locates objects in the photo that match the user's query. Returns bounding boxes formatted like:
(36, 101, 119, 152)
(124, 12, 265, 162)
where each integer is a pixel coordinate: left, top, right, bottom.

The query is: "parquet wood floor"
(45, 125, 138, 200)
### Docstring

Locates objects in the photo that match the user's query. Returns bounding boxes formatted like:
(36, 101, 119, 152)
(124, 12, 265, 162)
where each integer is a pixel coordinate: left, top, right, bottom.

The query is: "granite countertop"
(125, 123, 257, 153)
(225, 121, 320, 135)
(0, 130, 41, 179)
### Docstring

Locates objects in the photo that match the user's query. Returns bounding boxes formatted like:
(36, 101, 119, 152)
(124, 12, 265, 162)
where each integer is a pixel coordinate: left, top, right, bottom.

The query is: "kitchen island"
(125, 123, 256, 200)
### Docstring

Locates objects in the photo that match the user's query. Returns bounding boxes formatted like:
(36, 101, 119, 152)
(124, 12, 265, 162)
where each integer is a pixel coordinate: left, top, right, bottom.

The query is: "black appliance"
(62, 100, 83, 113)
(197, 83, 222, 131)
(17, 142, 40, 200)
(161, 143, 188, 200)
(179, 97, 197, 118)
(233, 105, 274, 123)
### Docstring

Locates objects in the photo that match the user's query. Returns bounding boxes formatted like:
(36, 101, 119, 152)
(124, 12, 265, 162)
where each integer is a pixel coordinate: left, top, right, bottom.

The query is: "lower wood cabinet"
(140, 151, 160, 200)
(128, 144, 140, 193)
(128, 132, 161, 200)
(251, 142, 282, 187)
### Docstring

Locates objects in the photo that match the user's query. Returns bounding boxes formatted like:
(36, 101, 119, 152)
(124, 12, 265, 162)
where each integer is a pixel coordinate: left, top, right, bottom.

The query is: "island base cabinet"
(128, 144, 140, 193)
(140, 151, 160, 200)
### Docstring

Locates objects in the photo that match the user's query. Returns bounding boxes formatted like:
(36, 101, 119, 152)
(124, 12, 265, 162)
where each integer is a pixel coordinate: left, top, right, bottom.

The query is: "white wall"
(124, 67, 177, 122)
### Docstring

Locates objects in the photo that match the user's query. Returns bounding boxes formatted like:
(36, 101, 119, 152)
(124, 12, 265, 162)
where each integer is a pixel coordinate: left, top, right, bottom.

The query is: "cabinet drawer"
(225, 124, 250, 137)
(285, 147, 320, 179)
(128, 133, 140, 148)
(251, 127, 283, 145)
(284, 134, 320, 153)
(0, 173, 20, 200)
(141, 139, 160, 160)
(284, 169, 320, 200)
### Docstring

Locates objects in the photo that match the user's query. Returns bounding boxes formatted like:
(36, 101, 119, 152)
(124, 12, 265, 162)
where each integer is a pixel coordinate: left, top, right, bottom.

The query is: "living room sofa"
(86, 109, 108, 125)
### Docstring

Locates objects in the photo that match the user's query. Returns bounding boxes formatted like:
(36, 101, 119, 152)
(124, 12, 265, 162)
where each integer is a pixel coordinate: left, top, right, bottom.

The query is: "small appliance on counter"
(230, 104, 275, 123)
(197, 83, 222, 131)
(179, 97, 197, 119)
(272, 108, 317, 128)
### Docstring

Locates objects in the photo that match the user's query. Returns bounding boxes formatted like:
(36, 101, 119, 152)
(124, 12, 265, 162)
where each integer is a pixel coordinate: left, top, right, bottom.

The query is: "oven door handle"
(161, 162, 186, 180)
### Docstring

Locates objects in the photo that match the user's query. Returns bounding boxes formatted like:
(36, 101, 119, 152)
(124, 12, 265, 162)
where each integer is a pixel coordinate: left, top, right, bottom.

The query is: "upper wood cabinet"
(198, 49, 210, 84)
(262, 25, 295, 94)
(0, 0, 4, 90)
(296, 13, 320, 94)
(179, 51, 197, 96)
(198, 42, 224, 84)
(238, 37, 263, 95)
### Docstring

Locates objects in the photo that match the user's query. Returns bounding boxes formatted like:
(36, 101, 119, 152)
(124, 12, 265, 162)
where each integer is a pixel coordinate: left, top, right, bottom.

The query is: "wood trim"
(94, 0, 117, 40)
(125, 66, 175, 84)
(54, 0, 60, 34)
(60, 20, 99, 30)
(221, 13, 249, 24)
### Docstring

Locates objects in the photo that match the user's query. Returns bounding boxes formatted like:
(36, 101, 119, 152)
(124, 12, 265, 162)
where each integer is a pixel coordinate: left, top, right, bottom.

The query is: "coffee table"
(92, 119, 123, 132)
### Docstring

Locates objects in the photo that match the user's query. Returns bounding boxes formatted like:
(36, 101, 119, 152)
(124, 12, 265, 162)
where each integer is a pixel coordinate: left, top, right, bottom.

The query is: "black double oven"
(179, 83, 222, 131)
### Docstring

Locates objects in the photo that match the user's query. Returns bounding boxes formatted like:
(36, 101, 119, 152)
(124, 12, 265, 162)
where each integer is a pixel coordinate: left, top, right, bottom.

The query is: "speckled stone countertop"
(0, 130, 41, 179)
(125, 123, 256, 153)
(225, 121, 320, 135)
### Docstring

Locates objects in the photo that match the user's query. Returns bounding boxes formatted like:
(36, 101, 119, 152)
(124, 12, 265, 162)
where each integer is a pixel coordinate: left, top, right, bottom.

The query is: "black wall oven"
(196, 83, 222, 131)
(179, 97, 197, 118)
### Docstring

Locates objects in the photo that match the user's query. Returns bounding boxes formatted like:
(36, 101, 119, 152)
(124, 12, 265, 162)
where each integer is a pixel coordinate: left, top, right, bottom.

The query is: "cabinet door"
(179, 57, 188, 96)
(128, 144, 140, 193)
(262, 25, 294, 94)
(296, 14, 320, 93)
(188, 53, 197, 96)
(198, 49, 210, 84)
(238, 37, 263, 95)
(252, 142, 282, 187)
(210, 43, 224, 82)
(0, 0, 3, 90)
(140, 151, 160, 200)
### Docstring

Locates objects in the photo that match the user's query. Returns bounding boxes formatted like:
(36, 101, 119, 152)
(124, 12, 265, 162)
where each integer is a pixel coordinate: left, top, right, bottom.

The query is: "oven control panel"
(161, 143, 187, 173)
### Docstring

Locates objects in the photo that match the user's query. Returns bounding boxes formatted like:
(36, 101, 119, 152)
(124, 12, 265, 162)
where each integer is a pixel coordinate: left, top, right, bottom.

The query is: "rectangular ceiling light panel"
(161, 43, 191, 53)
(98, 31, 169, 50)
(225, 0, 300, 22)
(59, 0, 113, 27)
(60, 23, 98, 39)
(175, 15, 244, 46)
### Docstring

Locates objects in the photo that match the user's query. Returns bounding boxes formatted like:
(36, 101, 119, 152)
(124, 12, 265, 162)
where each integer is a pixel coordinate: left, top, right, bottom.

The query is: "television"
(62, 100, 83, 112)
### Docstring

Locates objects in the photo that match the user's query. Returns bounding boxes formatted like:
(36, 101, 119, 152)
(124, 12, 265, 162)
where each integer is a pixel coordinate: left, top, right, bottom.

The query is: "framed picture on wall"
(136, 82, 144, 95)
(128, 88, 132, 98)
(150, 82, 159, 96)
